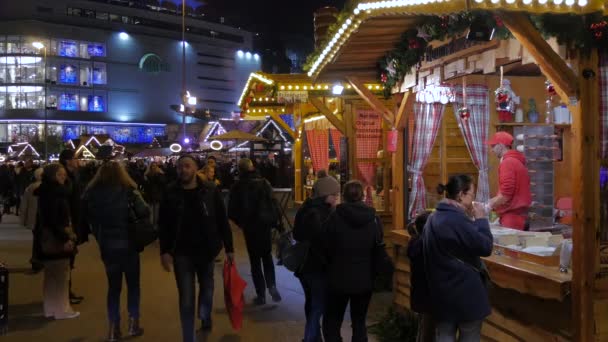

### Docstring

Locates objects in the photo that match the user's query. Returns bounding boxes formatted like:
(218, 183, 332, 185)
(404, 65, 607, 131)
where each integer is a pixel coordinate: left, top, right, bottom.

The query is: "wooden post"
(344, 101, 357, 181)
(346, 76, 395, 127)
(498, 11, 578, 102)
(293, 103, 303, 203)
(570, 51, 600, 342)
(309, 97, 346, 134)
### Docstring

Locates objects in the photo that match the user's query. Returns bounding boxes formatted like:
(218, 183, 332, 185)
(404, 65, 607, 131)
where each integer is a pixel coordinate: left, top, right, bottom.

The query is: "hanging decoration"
(458, 78, 470, 121)
(494, 68, 519, 123)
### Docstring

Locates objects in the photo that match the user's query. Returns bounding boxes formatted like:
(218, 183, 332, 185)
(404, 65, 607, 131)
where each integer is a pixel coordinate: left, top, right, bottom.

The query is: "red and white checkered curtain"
(330, 129, 342, 160)
(600, 51, 608, 159)
(306, 129, 329, 172)
(453, 84, 491, 202)
(408, 102, 445, 218)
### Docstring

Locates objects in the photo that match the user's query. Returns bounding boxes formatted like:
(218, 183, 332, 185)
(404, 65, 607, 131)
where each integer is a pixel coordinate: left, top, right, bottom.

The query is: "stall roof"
(307, 0, 608, 80)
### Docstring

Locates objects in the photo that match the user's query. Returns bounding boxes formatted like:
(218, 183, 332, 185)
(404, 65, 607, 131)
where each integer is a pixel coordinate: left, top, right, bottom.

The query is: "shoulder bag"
(127, 189, 157, 252)
(372, 217, 394, 277)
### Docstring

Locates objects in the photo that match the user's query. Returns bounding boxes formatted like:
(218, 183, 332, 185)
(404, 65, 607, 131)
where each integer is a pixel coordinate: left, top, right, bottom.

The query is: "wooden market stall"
(305, 0, 607, 340)
(237, 72, 396, 219)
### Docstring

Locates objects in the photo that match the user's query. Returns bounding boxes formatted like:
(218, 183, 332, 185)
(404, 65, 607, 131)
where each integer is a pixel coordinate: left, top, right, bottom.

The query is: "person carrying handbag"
(35, 163, 80, 320)
(292, 175, 340, 342)
(80, 161, 151, 341)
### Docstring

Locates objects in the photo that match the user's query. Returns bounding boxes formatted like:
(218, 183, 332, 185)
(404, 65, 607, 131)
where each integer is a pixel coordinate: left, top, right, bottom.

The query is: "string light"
(238, 72, 274, 106)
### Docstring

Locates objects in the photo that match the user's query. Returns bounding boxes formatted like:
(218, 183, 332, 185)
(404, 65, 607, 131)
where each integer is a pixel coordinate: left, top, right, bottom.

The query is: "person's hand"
(161, 253, 173, 272)
(472, 201, 487, 219)
(226, 252, 234, 264)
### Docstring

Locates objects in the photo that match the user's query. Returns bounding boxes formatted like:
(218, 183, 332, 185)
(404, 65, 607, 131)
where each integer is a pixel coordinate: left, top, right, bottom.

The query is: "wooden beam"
(395, 91, 414, 130)
(347, 76, 395, 127)
(309, 97, 346, 134)
(269, 113, 296, 139)
(569, 51, 599, 342)
(293, 103, 303, 202)
(498, 11, 578, 102)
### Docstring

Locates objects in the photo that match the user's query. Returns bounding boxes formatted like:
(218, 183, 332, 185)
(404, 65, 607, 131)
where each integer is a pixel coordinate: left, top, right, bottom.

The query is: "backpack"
(251, 179, 280, 227)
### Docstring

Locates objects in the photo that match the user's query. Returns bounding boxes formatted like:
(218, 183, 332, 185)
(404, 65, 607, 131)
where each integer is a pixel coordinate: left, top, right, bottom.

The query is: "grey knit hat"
(313, 176, 340, 198)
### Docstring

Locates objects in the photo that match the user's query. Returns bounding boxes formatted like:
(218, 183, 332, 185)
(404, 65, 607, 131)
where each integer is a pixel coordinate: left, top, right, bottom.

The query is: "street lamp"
(32, 41, 48, 161)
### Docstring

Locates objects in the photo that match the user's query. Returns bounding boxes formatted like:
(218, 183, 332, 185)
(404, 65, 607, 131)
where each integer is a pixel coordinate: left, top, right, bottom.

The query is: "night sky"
(171, 0, 347, 36)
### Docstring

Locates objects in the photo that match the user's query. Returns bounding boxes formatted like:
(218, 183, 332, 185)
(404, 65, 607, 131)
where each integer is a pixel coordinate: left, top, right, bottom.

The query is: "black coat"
(227, 171, 271, 228)
(293, 197, 333, 275)
(422, 202, 493, 323)
(64, 168, 89, 244)
(35, 182, 74, 260)
(158, 179, 234, 261)
(407, 236, 431, 314)
(325, 201, 377, 294)
(144, 173, 166, 203)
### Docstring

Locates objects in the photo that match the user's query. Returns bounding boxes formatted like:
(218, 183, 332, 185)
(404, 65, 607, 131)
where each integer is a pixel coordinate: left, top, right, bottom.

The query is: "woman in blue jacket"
(422, 174, 493, 342)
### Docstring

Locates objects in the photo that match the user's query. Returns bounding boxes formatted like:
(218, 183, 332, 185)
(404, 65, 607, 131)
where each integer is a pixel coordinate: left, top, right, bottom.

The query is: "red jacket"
(496, 150, 532, 216)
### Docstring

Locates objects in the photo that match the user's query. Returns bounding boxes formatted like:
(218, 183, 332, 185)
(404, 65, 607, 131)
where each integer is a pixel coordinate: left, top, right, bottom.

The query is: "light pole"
(181, 0, 187, 143)
(32, 41, 47, 161)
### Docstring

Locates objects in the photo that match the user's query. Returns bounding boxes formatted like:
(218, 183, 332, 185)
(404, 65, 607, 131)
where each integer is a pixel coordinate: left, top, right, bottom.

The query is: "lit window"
(59, 64, 78, 84)
(59, 93, 78, 111)
(88, 95, 104, 112)
(59, 40, 78, 57)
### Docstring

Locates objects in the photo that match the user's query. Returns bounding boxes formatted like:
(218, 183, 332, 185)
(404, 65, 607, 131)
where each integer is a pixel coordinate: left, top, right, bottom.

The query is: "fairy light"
(237, 72, 274, 106)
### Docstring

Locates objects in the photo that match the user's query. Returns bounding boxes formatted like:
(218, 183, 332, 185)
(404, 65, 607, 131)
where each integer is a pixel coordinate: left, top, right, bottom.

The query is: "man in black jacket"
(159, 155, 234, 342)
(59, 149, 86, 305)
(228, 158, 282, 305)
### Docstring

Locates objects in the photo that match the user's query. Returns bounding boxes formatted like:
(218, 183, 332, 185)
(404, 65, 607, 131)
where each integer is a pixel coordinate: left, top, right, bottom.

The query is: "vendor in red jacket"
(487, 131, 532, 230)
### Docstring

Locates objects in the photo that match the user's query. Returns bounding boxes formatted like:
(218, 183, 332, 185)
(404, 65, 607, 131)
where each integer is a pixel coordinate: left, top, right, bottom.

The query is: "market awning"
(307, 0, 608, 80)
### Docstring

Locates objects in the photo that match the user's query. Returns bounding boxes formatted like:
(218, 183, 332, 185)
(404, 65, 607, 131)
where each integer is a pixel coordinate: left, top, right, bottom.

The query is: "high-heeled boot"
(107, 322, 122, 342)
(128, 317, 144, 337)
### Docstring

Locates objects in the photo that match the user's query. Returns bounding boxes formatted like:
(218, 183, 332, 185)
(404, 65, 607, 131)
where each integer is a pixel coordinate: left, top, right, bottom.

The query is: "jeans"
(299, 273, 327, 342)
(323, 291, 372, 342)
(102, 250, 141, 324)
(435, 320, 483, 342)
(244, 230, 276, 296)
(173, 256, 215, 342)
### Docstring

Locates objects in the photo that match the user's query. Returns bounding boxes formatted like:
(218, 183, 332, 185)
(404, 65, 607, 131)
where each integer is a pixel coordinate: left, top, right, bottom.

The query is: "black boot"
(107, 322, 122, 342)
(253, 295, 266, 306)
(128, 317, 144, 337)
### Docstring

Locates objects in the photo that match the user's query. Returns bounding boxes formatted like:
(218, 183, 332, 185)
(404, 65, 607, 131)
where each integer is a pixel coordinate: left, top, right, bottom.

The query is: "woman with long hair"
(322, 180, 378, 342)
(143, 161, 166, 230)
(81, 161, 150, 341)
(36, 163, 79, 320)
(423, 174, 493, 341)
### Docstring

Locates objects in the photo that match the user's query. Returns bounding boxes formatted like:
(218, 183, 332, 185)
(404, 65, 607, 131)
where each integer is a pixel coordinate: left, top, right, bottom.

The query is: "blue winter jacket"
(422, 201, 493, 323)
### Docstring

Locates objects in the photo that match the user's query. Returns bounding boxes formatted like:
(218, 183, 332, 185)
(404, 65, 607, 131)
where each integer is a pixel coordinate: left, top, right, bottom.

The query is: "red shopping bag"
(223, 260, 247, 331)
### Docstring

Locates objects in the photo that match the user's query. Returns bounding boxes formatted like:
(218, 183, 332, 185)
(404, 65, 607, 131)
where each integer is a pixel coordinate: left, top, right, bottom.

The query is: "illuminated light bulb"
(288, 85, 293, 90)
(324, 85, 329, 90)
(245, 52, 252, 59)
(553, 0, 563, 4)
(304, 86, 308, 90)
(578, 0, 587, 5)
(295, 86, 300, 90)
(317, 85, 322, 89)
(354, 8, 361, 14)
(367, 85, 373, 89)
(490, 0, 499, 4)
(565, 0, 574, 4)
(506, 0, 515, 3)
(375, 85, 380, 89)
(523, 0, 532, 4)
(280, 86, 285, 90)
(474, 0, 484, 3)
(538, 0, 548, 3)
(237, 50, 244, 58)
(265, 98, 269, 101)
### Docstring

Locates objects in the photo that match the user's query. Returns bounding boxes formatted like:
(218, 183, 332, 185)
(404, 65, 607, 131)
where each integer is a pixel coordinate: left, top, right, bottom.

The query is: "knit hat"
(313, 176, 340, 198)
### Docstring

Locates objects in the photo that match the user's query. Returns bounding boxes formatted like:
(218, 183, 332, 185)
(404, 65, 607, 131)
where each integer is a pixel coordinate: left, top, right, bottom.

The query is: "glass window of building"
(88, 94, 105, 112)
(0, 37, 5, 54)
(7, 36, 21, 53)
(92, 62, 106, 84)
(5, 86, 44, 109)
(109, 14, 121, 23)
(96, 12, 109, 21)
(59, 40, 78, 57)
(79, 91, 90, 111)
(46, 89, 60, 109)
(59, 63, 78, 84)
(79, 64, 91, 86)
(67, 8, 82, 16)
(0, 91, 5, 109)
(79, 42, 106, 59)
(0, 56, 6, 84)
(84, 9, 95, 18)
(59, 93, 78, 111)
(4, 56, 44, 83)
(122, 16, 131, 24)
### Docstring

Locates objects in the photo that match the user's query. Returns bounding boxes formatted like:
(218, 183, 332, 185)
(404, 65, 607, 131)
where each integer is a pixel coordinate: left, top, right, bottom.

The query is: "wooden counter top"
(390, 230, 572, 302)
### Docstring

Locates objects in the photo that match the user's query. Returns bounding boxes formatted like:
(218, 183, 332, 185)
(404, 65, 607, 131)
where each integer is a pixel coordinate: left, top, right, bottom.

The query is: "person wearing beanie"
(228, 158, 283, 306)
(293, 175, 340, 342)
(59, 149, 87, 305)
(487, 132, 532, 230)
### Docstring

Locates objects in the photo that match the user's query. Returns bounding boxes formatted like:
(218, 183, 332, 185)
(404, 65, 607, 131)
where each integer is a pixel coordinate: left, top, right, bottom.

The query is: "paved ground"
(0, 214, 389, 342)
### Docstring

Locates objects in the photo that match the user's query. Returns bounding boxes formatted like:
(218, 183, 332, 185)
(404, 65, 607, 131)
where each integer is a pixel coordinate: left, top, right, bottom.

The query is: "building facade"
(0, 0, 259, 145)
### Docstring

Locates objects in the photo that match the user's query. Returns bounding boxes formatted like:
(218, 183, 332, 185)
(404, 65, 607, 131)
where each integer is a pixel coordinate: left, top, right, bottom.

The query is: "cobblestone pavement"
(0, 215, 388, 342)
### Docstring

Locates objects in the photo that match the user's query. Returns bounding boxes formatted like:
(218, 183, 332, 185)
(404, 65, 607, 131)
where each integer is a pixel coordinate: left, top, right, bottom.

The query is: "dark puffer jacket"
(325, 201, 377, 294)
(293, 196, 333, 275)
(422, 201, 493, 323)
(35, 181, 74, 260)
(81, 186, 150, 257)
